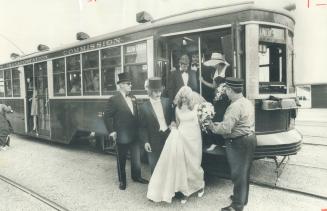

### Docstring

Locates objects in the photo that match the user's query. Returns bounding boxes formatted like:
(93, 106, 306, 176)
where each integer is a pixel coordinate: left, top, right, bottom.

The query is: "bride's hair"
(174, 86, 195, 110)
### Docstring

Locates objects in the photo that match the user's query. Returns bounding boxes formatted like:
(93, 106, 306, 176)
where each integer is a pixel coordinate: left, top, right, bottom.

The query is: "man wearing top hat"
(166, 54, 199, 101)
(139, 77, 174, 174)
(104, 72, 148, 190)
(208, 77, 257, 211)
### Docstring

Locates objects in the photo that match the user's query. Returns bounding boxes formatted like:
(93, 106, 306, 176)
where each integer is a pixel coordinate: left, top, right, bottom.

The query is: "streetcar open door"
(24, 62, 50, 138)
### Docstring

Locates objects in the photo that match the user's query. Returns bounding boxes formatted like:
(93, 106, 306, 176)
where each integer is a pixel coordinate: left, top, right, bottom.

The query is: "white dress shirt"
(150, 98, 168, 132)
(181, 72, 189, 86)
(120, 91, 134, 114)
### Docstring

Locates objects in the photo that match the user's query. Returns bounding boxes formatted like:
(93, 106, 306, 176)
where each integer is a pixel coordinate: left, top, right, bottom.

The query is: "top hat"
(225, 77, 244, 88)
(117, 72, 131, 84)
(204, 52, 229, 67)
(148, 77, 163, 91)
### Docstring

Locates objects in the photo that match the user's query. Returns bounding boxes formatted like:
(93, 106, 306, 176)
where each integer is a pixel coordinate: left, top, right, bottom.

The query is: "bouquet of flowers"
(213, 83, 226, 102)
(197, 102, 215, 133)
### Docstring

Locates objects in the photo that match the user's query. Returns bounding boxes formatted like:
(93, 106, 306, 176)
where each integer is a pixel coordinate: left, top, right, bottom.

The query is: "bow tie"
(181, 71, 189, 74)
(125, 93, 131, 98)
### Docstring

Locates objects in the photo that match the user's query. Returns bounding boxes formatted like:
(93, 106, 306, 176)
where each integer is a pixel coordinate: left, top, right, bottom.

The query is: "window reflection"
(4, 69, 12, 97)
(66, 55, 81, 96)
(53, 58, 66, 96)
(124, 42, 147, 91)
(82, 51, 99, 95)
(0, 70, 4, 97)
(12, 68, 20, 97)
(101, 47, 121, 94)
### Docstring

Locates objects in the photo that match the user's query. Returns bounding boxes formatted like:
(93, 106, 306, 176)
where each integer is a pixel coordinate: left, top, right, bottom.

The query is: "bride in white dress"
(147, 86, 205, 203)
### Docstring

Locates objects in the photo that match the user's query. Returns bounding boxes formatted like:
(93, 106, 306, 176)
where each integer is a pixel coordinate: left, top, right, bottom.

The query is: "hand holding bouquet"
(197, 102, 215, 133)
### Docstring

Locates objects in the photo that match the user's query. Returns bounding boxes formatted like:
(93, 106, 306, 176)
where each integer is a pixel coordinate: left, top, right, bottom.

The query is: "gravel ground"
(0, 135, 326, 211)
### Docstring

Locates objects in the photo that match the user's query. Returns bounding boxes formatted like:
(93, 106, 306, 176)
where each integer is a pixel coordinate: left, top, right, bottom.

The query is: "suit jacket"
(104, 92, 139, 144)
(138, 97, 173, 153)
(166, 69, 199, 101)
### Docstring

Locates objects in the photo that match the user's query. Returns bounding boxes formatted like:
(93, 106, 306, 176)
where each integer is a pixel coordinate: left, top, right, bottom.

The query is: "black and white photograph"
(0, 0, 326, 210)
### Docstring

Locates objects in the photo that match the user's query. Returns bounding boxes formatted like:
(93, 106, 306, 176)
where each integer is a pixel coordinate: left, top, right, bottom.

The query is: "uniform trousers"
(226, 134, 257, 210)
(116, 141, 141, 184)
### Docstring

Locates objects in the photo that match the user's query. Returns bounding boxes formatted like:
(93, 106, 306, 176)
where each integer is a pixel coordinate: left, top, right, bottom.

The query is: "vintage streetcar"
(0, 2, 301, 177)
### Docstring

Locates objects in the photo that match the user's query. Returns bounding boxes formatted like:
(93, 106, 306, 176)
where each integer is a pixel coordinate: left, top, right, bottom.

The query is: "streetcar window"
(101, 46, 121, 94)
(4, 69, 12, 97)
(66, 55, 81, 96)
(82, 51, 99, 95)
(34, 62, 48, 96)
(288, 30, 295, 94)
(53, 58, 66, 96)
(0, 70, 4, 97)
(124, 42, 147, 91)
(259, 42, 286, 94)
(12, 68, 20, 97)
(156, 39, 168, 85)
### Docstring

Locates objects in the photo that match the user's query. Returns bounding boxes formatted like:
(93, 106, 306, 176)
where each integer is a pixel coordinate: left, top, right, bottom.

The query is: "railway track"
(0, 174, 69, 211)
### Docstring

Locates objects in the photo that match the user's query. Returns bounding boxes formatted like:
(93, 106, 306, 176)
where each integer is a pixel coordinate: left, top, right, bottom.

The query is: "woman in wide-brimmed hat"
(201, 52, 230, 89)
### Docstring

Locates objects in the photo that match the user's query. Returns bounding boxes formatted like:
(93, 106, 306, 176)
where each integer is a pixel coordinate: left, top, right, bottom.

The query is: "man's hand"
(144, 142, 152, 152)
(208, 121, 215, 132)
(169, 121, 177, 129)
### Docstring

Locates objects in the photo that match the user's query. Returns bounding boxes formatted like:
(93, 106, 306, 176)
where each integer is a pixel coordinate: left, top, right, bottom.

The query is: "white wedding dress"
(147, 105, 204, 203)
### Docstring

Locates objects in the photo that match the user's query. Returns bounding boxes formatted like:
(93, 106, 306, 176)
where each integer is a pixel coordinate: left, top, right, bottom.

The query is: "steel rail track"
(251, 180, 327, 201)
(0, 174, 70, 211)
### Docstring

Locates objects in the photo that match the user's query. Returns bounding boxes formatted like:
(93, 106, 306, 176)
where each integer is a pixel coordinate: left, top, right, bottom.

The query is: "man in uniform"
(208, 77, 257, 211)
(104, 72, 148, 190)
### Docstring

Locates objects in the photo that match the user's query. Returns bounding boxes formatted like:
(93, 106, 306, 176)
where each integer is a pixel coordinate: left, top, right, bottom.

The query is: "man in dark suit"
(104, 72, 148, 190)
(166, 54, 199, 101)
(139, 77, 174, 174)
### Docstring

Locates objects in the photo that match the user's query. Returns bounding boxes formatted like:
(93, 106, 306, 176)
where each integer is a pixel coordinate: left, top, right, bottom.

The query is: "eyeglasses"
(122, 82, 132, 86)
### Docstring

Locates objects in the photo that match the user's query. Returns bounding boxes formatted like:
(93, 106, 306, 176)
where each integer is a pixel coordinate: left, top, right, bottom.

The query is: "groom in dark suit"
(166, 54, 199, 101)
(139, 77, 174, 174)
(104, 72, 148, 190)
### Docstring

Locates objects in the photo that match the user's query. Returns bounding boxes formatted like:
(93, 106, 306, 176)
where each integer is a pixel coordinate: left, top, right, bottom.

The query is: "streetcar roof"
(1, 1, 294, 66)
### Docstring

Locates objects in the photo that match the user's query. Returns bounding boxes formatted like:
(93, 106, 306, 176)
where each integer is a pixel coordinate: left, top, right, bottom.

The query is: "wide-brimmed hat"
(117, 72, 131, 84)
(204, 52, 229, 67)
(148, 77, 163, 91)
(225, 77, 244, 88)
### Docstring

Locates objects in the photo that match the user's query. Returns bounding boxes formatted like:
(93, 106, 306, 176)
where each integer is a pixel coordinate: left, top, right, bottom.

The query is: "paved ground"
(0, 135, 326, 211)
(0, 108, 326, 210)
(0, 179, 54, 211)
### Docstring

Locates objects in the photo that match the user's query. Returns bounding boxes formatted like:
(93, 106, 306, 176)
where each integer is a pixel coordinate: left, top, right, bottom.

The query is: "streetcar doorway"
(24, 62, 50, 137)
(161, 28, 233, 102)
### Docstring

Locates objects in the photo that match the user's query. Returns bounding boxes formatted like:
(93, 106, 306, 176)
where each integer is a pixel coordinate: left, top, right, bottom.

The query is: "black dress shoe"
(221, 205, 243, 211)
(119, 182, 126, 190)
(133, 178, 148, 184)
